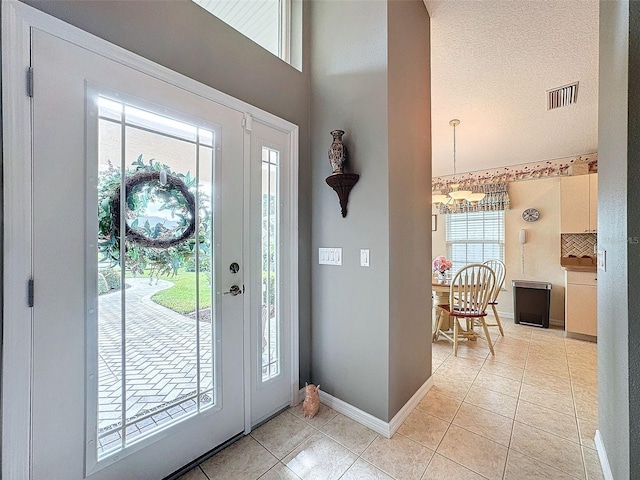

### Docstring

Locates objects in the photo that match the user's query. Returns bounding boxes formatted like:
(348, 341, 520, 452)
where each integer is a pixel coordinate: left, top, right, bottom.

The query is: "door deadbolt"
(223, 285, 242, 296)
(229, 262, 240, 274)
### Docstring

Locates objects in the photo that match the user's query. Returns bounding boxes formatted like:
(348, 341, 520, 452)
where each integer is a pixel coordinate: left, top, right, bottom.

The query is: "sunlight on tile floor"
(177, 319, 603, 479)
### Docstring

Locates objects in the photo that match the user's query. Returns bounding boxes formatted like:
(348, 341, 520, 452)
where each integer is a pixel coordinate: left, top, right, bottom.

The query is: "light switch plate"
(360, 249, 370, 267)
(319, 247, 342, 265)
(597, 249, 606, 272)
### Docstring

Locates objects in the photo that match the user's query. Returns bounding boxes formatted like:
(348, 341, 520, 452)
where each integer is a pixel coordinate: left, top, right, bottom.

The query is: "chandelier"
(432, 119, 485, 209)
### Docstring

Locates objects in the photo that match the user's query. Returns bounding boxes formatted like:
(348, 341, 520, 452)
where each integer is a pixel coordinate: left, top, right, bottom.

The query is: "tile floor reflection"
(177, 319, 603, 479)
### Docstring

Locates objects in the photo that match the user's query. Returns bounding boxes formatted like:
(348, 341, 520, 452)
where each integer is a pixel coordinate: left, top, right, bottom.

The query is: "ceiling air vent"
(547, 82, 579, 110)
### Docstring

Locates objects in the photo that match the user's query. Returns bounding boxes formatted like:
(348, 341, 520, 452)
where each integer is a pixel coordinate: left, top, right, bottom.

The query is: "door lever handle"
(223, 285, 242, 296)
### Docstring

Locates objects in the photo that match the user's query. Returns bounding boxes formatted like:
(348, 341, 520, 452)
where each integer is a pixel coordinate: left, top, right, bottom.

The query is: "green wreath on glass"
(110, 170, 197, 249)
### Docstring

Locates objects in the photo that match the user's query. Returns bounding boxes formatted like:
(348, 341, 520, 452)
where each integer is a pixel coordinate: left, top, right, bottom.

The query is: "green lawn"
(141, 272, 212, 314)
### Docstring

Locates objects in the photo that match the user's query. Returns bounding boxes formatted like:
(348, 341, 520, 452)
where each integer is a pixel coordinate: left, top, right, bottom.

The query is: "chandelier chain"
(452, 121, 457, 176)
(433, 118, 489, 213)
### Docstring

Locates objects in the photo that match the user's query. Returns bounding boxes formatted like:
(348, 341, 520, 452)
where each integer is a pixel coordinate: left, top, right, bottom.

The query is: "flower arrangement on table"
(432, 256, 453, 282)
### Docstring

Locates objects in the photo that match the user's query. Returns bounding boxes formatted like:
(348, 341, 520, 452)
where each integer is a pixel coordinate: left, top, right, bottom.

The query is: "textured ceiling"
(424, 0, 599, 178)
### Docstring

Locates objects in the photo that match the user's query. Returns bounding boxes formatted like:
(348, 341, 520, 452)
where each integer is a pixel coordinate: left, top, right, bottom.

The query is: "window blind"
(446, 211, 505, 274)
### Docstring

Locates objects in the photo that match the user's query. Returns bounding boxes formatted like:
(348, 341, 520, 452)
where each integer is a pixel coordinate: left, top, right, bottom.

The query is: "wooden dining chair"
(483, 259, 506, 336)
(437, 264, 496, 356)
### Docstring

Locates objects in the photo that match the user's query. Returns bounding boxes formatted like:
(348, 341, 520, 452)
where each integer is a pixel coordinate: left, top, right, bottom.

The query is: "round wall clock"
(522, 208, 540, 222)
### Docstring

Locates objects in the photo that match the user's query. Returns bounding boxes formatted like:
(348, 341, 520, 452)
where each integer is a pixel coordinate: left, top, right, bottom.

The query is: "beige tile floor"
(177, 319, 603, 480)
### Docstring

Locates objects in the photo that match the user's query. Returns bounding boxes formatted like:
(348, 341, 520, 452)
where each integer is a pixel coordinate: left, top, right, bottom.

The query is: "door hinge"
(28, 278, 34, 307)
(27, 67, 34, 98)
(242, 113, 253, 131)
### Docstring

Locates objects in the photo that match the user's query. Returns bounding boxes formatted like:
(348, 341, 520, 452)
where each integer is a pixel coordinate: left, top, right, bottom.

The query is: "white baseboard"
(594, 429, 614, 480)
(549, 318, 564, 328)
(297, 386, 306, 404)
(565, 331, 597, 342)
(299, 377, 433, 438)
(499, 308, 589, 336)
(497, 310, 564, 329)
(387, 377, 434, 436)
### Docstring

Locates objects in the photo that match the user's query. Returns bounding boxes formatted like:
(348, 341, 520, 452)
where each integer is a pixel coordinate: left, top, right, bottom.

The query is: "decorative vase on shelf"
(328, 129, 347, 174)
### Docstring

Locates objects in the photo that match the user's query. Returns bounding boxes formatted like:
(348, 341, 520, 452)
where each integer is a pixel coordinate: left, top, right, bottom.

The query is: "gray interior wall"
(627, 2, 640, 476)
(598, 1, 630, 478)
(17, 0, 313, 384)
(309, 0, 431, 422)
(387, 1, 431, 419)
(0, 7, 3, 460)
(309, 0, 391, 420)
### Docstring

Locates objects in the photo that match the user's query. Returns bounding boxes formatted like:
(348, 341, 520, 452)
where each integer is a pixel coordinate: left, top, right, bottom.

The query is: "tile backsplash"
(561, 233, 597, 258)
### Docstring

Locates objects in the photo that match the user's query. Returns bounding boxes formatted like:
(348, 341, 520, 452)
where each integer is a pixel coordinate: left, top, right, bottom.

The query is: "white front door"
(30, 28, 244, 479)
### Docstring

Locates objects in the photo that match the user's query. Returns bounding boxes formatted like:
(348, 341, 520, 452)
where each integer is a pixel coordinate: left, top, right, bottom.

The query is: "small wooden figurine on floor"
(302, 383, 320, 418)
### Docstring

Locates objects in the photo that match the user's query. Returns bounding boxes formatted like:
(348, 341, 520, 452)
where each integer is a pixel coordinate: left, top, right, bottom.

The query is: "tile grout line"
(565, 335, 591, 480)
(504, 333, 592, 480)
(196, 465, 210, 480)
(501, 328, 532, 479)
(436, 327, 595, 479)
(423, 371, 497, 480)
(429, 345, 495, 479)
(293, 407, 380, 479)
(185, 325, 600, 480)
(422, 345, 462, 479)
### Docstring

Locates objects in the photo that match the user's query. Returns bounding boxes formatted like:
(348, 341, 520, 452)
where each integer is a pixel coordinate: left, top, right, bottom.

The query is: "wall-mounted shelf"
(325, 173, 359, 218)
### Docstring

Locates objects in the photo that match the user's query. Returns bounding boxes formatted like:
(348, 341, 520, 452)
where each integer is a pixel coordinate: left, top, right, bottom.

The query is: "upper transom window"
(193, 0, 292, 64)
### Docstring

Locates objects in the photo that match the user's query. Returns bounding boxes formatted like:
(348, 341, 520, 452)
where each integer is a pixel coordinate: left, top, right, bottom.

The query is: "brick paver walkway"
(97, 278, 212, 452)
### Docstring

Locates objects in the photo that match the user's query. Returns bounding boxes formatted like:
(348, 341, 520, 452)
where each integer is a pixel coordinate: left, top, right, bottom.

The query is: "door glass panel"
(95, 96, 216, 458)
(261, 147, 280, 381)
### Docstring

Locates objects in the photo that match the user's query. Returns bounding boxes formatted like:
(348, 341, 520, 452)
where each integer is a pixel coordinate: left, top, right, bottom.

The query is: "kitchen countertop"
(562, 265, 597, 272)
(560, 255, 596, 272)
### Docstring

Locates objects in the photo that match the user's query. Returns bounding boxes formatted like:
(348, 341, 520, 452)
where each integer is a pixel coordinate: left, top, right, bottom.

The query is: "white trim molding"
(594, 430, 614, 480)
(497, 310, 514, 320)
(549, 318, 565, 328)
(2, 2, 36, 479)
(387, 378, 434, 436)
(288, 125, 300, 407)
(300, 377, 434, 438)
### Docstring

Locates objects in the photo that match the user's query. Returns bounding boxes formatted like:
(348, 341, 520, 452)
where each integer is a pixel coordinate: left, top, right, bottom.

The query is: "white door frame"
(1, 2, 299, 478)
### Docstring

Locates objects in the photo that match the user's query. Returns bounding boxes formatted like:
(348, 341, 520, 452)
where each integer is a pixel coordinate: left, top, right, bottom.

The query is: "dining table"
(432, 278, 452, 341)
(432, 275, 487, 344)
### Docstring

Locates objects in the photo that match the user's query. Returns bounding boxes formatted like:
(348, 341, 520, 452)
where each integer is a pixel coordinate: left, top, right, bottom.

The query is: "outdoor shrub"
(101, 269, 121, 290)
(183, 258, 196, 272)
(97, 273, 110, 295)
(183, 255, 211, 273)
(262, 271, 277, 306)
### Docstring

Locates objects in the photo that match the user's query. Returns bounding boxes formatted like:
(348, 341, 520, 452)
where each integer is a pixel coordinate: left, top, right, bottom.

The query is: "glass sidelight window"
(93, 96, 217, 458)
(261, 147, 280, 381)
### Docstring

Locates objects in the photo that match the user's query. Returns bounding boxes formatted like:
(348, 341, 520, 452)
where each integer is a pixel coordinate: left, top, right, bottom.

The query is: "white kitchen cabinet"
(589, 173, 598, 232)
(560, 173, 598, 233)
(565, 270, 597, 338)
